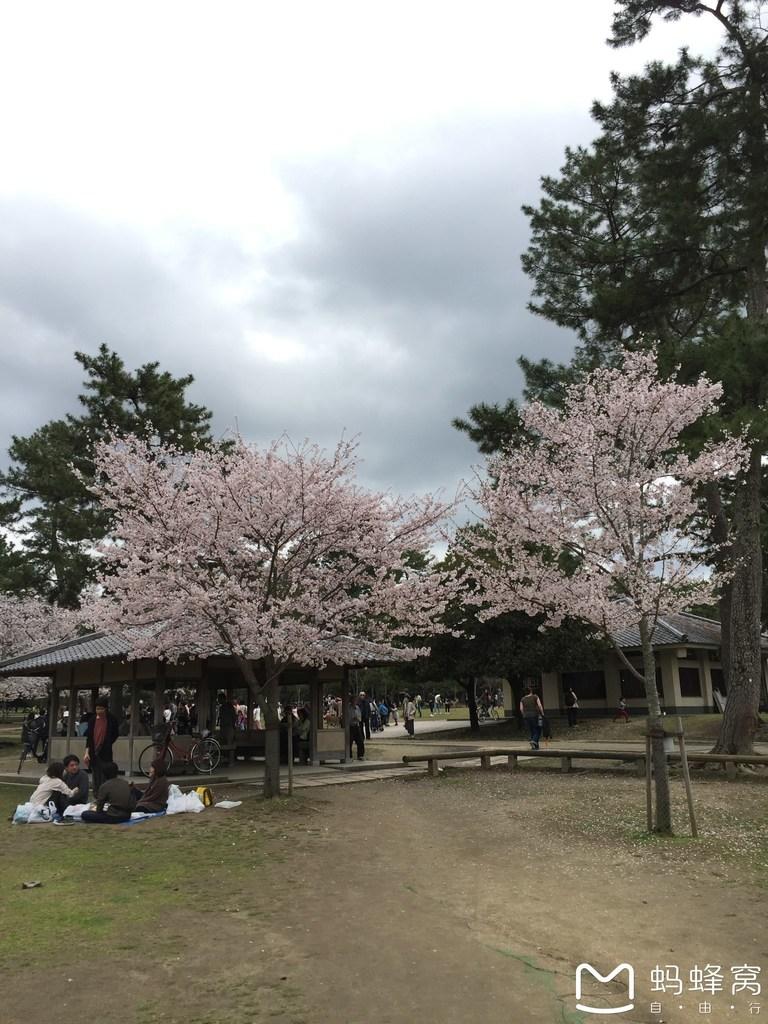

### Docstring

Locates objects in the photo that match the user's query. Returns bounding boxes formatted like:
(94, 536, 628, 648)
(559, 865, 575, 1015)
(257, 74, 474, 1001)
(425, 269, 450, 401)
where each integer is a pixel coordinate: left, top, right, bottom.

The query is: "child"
(614, 697, 630, 722)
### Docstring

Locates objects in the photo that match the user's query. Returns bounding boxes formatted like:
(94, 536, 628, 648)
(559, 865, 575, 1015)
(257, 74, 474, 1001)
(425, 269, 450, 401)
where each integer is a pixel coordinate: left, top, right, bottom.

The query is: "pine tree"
(513, 1, 768, 753)
(0, 345, 216, 606)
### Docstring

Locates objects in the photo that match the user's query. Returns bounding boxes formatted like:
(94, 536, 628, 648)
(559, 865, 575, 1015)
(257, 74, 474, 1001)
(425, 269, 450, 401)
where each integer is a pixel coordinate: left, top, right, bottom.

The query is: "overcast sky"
(0, 2, 721, 499)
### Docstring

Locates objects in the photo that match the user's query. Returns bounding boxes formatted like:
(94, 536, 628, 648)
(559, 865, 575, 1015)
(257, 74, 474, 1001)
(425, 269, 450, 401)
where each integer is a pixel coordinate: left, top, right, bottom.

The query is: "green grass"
(0, 785, 310, 971)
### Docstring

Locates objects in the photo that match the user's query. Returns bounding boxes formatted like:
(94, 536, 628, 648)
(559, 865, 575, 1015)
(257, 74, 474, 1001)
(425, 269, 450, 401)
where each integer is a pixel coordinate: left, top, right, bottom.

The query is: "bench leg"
(635, 758, 646, 779)
(560, 757, 572, 773)
(427, 759, 438, 777)
(507, 754, 518, 772)
(725, 761, 738, 781)
(480, 755, 491, 770)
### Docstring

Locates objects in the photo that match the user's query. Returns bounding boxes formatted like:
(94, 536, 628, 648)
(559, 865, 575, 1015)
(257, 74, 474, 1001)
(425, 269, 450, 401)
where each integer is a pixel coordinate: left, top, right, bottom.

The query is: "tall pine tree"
(459, 1, 768, 752)
(0, 345, 216, 607)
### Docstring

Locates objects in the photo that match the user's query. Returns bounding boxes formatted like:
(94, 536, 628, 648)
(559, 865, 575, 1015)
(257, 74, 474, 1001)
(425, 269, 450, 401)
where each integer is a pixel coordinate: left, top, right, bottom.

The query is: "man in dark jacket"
(62, 753, 89, 806)
(358, 691, 371, 741)
(81, 761, 135, 824)
(83, 699, 120, 792)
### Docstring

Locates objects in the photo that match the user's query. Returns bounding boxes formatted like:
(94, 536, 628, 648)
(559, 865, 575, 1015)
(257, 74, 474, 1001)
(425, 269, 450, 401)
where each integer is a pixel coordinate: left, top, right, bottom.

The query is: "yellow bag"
(194, 786, 214, 807)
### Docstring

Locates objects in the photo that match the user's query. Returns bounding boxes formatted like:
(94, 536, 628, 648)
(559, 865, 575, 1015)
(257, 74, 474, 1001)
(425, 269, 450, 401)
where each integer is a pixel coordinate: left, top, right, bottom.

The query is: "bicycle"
(138, 725, 221, 777)
(17, 725, 46, 775)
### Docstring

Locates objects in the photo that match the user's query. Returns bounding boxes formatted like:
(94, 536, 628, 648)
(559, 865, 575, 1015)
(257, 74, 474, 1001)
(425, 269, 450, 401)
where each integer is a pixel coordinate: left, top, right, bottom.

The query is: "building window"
(679, 665, 702, 698)
(561, 670, 606, 701)
(620, 664, 662, 700)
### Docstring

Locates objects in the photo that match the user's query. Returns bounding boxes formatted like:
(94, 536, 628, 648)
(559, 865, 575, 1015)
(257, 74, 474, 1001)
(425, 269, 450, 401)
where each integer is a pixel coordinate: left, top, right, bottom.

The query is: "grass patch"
(0, 784, 313, 972)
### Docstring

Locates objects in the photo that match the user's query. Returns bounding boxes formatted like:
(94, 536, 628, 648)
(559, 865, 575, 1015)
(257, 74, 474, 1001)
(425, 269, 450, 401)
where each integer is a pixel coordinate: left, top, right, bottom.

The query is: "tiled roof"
(612, 610, 768, 650)
(0, 629, 418, 676)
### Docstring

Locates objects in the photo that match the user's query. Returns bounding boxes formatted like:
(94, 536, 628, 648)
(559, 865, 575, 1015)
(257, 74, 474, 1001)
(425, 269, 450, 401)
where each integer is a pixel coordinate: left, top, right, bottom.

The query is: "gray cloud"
(0, 111, 586, 500)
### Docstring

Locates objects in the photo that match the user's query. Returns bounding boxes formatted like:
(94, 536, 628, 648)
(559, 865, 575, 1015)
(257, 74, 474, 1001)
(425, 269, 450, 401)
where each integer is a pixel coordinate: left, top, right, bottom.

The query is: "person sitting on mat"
(81, 761, 136, 824)
(30, 761, 80, 816)
(129, 759, 170, 813)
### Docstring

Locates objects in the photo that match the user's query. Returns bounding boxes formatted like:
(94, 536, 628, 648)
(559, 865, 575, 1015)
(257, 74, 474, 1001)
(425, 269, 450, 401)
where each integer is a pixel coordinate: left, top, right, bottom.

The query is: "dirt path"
(3, 767, 767, 1024)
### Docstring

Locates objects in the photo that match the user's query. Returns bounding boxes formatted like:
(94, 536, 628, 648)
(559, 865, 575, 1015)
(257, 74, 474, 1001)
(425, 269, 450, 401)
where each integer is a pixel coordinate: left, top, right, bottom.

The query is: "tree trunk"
(261, 657, 282, 798)
(461, 677, 480, 732)
(712, 447, 763, 754)
(640, 617, 673, 835)
(232, 652, 282, 798)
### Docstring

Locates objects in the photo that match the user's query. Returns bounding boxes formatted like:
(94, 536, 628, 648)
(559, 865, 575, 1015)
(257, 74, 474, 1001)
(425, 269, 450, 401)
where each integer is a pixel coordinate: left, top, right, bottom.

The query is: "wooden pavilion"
(0, 630, 414, 774)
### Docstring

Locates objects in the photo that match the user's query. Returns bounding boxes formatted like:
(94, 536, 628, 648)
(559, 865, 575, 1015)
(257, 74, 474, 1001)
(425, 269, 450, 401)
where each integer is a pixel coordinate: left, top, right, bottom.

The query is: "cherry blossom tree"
(464, 350, 747, 834)
(88, 434, 458, 797)
(0, 595, 80, 702)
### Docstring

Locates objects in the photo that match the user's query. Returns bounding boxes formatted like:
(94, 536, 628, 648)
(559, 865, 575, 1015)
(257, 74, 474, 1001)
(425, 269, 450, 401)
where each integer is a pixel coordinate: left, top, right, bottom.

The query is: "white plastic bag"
(12, 801, 35, 823)
(166, 787, 206, 815)
(63, 803, 90, 819)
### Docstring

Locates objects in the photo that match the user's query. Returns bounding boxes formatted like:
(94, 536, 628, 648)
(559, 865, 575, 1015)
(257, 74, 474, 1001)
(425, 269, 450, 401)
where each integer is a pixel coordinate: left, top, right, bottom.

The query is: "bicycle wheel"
(138, 744, 173, 777)
(191, 737, 221, 774)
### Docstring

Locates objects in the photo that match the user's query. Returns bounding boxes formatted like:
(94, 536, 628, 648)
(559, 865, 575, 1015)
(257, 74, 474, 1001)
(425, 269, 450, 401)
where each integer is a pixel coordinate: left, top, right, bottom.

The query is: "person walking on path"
(519, 686, 545, 750)
(403, 694, 417, 738)
(565, 688, 579, 728)
(83, 699, 120, 793)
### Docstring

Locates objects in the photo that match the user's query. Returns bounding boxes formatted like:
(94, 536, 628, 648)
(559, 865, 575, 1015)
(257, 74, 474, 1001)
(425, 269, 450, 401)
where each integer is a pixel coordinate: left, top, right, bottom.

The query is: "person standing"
(403, 694, 416, 738)
(348, 697, 365, 760)
(565, 688, 579, 728)
(519, 686, 545, 750)
(358, 691, 371, 740)
(83, 699, 120, 792)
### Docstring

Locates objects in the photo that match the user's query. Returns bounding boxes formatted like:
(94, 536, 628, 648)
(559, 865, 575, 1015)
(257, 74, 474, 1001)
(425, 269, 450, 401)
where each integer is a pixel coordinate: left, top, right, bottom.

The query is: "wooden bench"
(402, 748, 768, 782)
(667, 751, 768, 781)
(402, 747, 648, 777)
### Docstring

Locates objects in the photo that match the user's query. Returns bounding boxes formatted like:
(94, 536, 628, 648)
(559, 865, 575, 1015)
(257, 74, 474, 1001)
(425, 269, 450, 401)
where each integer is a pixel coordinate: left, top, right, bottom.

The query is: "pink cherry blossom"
(466, 349, 747, 638)
(88, 434, 459, 672)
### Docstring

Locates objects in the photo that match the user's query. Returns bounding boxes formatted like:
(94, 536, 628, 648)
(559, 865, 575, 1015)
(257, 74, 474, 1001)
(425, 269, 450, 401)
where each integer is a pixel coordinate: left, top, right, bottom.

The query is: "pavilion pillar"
(128, 662, 139, 776)
(154, 661, 166, 726)
(197, 659, 210, 735)
(48, 681, 58, 764)
(341, 668, 350, 764)
(110, 685, 122, 718)
(66, 670, 76, 741)
(310, 669, 320, 767)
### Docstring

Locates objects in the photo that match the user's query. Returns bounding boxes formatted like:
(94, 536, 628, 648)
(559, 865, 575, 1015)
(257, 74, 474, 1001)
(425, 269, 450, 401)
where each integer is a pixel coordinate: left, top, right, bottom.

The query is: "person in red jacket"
(83, 699, 120, 792)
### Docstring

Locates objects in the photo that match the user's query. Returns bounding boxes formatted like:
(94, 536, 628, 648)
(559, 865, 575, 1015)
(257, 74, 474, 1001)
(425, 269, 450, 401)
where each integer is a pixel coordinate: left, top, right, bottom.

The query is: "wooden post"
(645, 732, 653, 832)
(342, 669, 350, 763)
(67, 672, 76, 741)
(48, 682, 58, 764)
(128, 662, 139, 777)
(676, 716, 698, 838)
(507, 754, 518, 772)
(480, 754, 491, 770)
(310, 669, 320, 767)
(154, 661, 166, 726)
(287, 711, 294, 797)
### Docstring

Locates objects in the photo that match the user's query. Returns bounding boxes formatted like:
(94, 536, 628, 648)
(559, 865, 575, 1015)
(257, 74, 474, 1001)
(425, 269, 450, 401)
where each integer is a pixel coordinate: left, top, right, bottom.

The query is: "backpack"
(194, 786, 214, 807)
